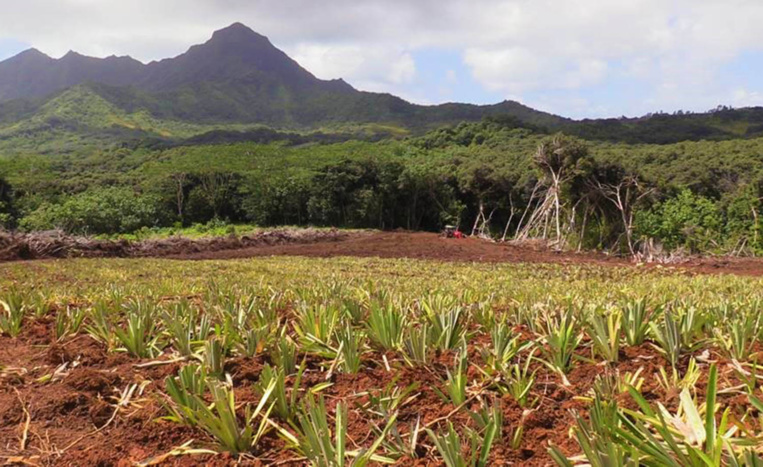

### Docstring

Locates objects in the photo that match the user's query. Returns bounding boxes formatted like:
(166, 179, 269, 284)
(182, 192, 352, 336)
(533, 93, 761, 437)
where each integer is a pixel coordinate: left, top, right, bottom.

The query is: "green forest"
(2, 116, 763, 256)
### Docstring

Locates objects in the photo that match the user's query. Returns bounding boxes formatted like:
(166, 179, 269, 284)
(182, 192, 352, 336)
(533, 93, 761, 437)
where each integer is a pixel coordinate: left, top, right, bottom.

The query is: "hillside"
(2, 22, 763, 152)
(0, 23, 562, 144)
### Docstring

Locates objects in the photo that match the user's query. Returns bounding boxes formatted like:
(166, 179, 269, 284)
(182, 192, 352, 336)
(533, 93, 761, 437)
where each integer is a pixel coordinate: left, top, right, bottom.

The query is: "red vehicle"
(442, 225, 464, 238)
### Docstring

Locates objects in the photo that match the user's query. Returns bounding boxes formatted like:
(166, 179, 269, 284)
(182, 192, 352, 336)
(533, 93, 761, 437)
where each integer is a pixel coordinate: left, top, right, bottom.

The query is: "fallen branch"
(134, 440, 217, 466)
(14, 389, 31, 452)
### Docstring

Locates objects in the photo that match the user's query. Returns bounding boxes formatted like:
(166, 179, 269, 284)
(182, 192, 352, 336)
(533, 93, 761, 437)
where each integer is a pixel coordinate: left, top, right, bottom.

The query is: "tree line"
(2, 120, 763, 256)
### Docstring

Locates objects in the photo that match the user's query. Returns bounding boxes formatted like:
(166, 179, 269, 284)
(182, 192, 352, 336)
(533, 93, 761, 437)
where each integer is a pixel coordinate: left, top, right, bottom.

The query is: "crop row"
(3, 272, 763, 464)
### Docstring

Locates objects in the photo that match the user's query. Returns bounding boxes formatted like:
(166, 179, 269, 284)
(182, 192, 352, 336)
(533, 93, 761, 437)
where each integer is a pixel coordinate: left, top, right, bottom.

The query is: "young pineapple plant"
(29, 290, 52, 319)
(237, 323, 273, 358)
(294, 303, 341, 357)
(617, 364, 751, 465)
(162, 301, 211, 357)
(55, 306, 86, 341)
(549, 389, 636, 467)
(422, 293, 468, 350)
(587, 307, 622, 363)
(366, 302, 407, 351)
(539, 306, 583, 376)
(0, 289, 26, 337)
(621, 297, 654, 346)
(427, 307, 468, 351)
(713, 307, 760, 361)
(114, 299, 160, 358)
(162, 365, 276, 455)
(203, 338, 227, 380)
(85, 301, 119, 351)
(426, 413, 502, 467)
(482, 322, 529, 373)
(196, 380, 275, 454)
(271, 331, 299, 376)
(254, 362, 305, 422)
(401, 324, 430, 366)
(358, 378, 419, 419)
(435, 345, 470, 406)
(162, 364, 209, 426)
(649, 307, 683, 369)
(293, 395, 395, 466)
(336, 323, 364, 374)
(501, 351, 538, 408)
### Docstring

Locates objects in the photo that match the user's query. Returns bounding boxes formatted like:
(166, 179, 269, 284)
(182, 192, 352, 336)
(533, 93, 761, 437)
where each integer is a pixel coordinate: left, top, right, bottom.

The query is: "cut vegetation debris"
(0, 227, 347, 261)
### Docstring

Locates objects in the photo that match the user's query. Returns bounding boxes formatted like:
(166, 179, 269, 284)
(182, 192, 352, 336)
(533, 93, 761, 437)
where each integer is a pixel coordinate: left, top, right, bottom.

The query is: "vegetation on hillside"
(2, 117, 763, 256)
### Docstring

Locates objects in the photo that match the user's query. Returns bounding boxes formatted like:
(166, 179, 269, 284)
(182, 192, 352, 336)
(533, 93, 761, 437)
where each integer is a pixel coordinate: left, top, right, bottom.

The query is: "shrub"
(20, 186, 163, 234)
(635, 189, 722, 251)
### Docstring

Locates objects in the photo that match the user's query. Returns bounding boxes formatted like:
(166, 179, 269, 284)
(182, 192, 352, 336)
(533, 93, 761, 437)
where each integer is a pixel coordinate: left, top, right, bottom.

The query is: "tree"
(0, 177, 14, 228)
(590, 164, 655, 256)
(634, 190, 722, 252)
(196, 171, 242, 220)
(19, 187, 162, 235)
(170, 172, 188, 222)
(516, 135, 592, 247)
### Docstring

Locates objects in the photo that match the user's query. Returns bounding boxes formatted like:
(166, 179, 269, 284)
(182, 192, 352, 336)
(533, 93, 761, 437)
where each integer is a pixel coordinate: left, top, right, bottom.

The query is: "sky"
(1, 0, 763, 119)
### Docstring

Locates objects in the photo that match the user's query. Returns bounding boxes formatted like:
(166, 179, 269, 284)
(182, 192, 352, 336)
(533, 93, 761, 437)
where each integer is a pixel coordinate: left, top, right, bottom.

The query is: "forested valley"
(2, 116, 762, 255)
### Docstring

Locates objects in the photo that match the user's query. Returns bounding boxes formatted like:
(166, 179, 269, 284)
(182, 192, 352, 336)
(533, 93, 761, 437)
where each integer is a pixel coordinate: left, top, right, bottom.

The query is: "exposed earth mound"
(0, 228, 348, 261)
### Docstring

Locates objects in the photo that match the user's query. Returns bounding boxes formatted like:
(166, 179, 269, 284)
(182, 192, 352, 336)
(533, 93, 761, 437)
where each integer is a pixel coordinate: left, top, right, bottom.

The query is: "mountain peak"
(10, 48, 52, 62)
(61, 50, 85, 60)
(210, 22, 269, 43)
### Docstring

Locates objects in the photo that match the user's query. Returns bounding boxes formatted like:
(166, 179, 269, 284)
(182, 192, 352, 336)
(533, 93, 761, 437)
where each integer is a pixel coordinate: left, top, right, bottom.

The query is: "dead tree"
(501, 195, 516, 242)
(478, 207, 496, 238)
(471, 201, 485, 236)
(514, 182, 540, 237)
(515, 136, 589, 249)
(471, 201, 496, 238)
(171, 172, 188, 221)
(591, 174, 654, 256)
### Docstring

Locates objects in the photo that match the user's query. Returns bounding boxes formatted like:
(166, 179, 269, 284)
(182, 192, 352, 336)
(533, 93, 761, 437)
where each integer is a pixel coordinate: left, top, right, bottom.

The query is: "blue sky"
(394, 49, 503, 105)
(1, 0, 762, 119)
(0, 38, 29, 62)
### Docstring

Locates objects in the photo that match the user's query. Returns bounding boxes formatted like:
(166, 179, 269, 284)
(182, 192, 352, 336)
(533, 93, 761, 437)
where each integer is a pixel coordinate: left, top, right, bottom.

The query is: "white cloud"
(0, 0, 763, 116)
(288, 44, 415, 92)
(388, 53, 416, 84)
(463, 47, 540, 93)
(732, 88, 763, 107)
(464, 48, 607, 94)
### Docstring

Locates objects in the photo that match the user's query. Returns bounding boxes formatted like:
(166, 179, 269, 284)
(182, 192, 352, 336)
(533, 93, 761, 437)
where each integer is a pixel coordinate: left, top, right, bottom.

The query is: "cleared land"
(1, 255, 763, 465)
(4, 229, 763, 276)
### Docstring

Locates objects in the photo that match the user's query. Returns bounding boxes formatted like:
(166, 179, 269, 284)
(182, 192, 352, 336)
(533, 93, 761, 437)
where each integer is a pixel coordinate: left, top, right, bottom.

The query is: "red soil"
(4, 229, 763, 276)
(1, 317, 752, 466)
(169, 230, 763, 277)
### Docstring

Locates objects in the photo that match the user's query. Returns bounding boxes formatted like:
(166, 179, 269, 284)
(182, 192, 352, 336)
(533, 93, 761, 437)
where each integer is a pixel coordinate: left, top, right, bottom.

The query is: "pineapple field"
(2, 254, 763, 465)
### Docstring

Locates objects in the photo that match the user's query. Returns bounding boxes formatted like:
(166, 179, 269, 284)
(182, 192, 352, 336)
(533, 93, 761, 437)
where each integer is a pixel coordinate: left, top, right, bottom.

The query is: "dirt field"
(165, 231, 763, 277)
(2, 317, 733, 466)
(4, 229, 763, 276)
(1, 232, 762, 465)
(169, 231, 622, 264)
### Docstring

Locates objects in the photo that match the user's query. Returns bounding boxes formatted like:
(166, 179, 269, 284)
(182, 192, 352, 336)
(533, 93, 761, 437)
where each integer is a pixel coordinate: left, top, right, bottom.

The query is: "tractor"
(442, 225, 464, 239)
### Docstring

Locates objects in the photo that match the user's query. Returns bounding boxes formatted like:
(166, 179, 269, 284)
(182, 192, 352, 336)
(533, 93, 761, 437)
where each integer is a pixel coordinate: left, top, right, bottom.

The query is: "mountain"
(140, 23, 353, 93)
(0, 48, 144, 102)
(0, 22, 762, 152)
(0, 24, 354, 101)
(0, 23, 563, 139)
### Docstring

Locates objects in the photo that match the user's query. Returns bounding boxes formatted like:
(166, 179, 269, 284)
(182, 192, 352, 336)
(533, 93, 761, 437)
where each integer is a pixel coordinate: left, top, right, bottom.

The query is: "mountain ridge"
(0, 23, 564, 132)
(2, 22, 763, 151)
